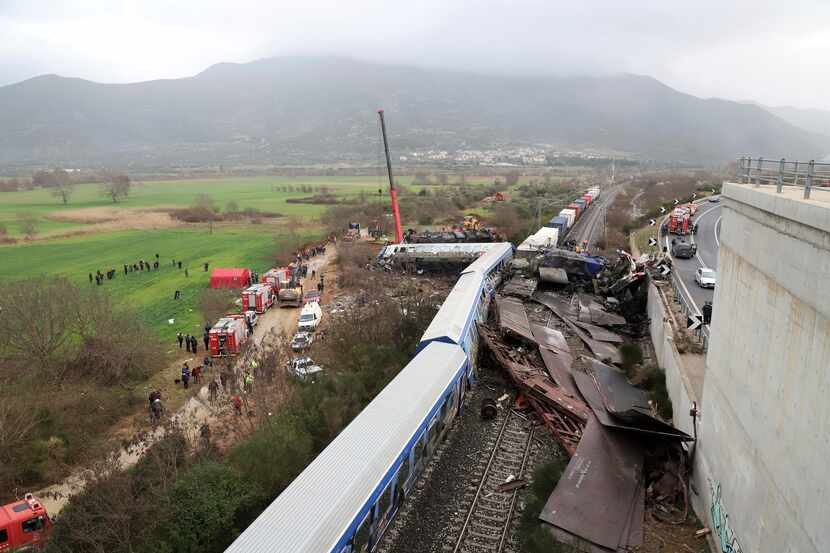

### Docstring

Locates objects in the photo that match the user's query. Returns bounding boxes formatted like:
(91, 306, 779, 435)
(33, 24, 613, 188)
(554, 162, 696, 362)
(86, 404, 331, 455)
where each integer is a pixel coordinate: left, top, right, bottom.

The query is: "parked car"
(695, 268, 717, 288)
(298, 301, 323, 332)
(291, 331, 314, 351)
(708, 196, 721, 203)
(671, 240, 697, 259)
(287, 357, 323, 381)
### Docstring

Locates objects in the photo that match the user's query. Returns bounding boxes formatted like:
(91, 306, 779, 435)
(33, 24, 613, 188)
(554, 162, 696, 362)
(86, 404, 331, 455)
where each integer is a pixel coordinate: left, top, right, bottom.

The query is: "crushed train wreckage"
(480, 248, 694, 552)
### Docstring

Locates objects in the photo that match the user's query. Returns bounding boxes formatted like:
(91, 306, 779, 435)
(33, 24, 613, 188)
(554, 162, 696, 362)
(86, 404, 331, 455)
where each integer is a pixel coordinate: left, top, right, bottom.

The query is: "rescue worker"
(192, 364, 202, 384)
(181, 363, 190, 389)
(185, 334, 192, 353)
(177, 332, 183, 349)
(148, 390, 162, 424)
(231, 394, 243, 416)
(204, 262, 209, 272)
(89, 273, 93, 283)
(191, 335, 198, 353)
(208, 379, 219, 403)
(124, 264, 128, 276)
(185, 268, 189, 278)
(178, 261, 182, 269)
(203, 332, 209, 351)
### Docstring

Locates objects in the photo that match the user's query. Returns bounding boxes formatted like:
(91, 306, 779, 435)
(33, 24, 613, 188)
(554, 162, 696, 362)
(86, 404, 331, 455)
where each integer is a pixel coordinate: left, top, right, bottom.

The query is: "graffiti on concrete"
(709, 481, 744, 553)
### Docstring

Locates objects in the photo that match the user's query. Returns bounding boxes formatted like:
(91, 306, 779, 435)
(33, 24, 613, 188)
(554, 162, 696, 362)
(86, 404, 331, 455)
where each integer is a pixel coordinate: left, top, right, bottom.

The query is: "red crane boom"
(377, 109, 404, 244)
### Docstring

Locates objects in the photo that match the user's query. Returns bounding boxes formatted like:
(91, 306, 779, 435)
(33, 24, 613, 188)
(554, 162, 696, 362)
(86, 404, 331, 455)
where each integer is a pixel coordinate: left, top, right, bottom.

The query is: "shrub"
(155, 461, 262, 552)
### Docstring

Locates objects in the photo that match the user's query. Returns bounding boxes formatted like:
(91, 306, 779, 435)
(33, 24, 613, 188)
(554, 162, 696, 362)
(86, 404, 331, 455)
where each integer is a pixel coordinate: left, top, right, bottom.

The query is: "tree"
(193, 193, 216, 212)
(102, 174, 131, 202)
(17, 212, 37, 239)
(50, 171, 75, 205)
(225, 199, 239, 213)
(505, 170, 521, 187)
(0, 277, 75, 375)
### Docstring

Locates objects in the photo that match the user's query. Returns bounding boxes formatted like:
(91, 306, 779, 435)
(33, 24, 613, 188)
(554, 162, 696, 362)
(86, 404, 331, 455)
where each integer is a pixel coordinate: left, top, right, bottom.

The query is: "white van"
(297, 301, 322, 332)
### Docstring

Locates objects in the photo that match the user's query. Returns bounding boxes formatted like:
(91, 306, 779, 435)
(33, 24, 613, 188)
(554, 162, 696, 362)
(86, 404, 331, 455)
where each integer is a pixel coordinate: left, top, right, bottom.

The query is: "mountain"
(0, 56, 827, 169)
(765, 105, 830, 140)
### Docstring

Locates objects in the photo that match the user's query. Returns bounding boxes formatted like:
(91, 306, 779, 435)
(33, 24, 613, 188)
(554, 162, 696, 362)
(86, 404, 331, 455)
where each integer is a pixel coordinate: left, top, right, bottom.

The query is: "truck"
(241, 283, 274, 314)
(277, 264, 304, 307)
(297, 301, 322, 332)
(209, 315, 248, 356)
(668, 207, 696, 235)
(1, 494, 52, 552)
(261, 267, 290, 293)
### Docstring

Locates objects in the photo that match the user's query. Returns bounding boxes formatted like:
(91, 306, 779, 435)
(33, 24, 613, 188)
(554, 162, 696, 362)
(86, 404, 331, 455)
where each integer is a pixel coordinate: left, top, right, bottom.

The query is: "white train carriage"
(417, 242, 513, 379)
(225, 342, 469, 553)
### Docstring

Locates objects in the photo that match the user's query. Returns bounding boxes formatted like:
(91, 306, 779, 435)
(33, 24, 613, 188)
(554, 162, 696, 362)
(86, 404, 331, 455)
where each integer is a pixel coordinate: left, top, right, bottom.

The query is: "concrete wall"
(647, 282, 716, 539)
(700, 183, 830, 553)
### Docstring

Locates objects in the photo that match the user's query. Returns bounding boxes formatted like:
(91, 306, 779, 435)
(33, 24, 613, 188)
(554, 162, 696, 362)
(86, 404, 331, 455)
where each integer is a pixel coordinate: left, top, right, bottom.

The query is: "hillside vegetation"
(1, 57, 826, 169)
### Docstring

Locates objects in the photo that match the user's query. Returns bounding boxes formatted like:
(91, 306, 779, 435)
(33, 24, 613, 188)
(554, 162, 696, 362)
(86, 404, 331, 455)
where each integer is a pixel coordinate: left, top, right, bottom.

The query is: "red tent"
(209, 268, 251, 289)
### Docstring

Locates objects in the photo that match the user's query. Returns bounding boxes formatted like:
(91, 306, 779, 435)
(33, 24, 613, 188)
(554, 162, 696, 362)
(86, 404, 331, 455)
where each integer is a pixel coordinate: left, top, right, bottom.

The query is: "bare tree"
(16, 212, 37, 239)
(50, 181, 75, 205)
(0, 277, 76, 376)
(102, 174, 131, 203)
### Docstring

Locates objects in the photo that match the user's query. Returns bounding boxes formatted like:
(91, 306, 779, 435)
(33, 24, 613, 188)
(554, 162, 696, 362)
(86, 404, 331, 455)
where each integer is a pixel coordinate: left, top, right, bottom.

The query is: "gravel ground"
(377, 358, 562, 553)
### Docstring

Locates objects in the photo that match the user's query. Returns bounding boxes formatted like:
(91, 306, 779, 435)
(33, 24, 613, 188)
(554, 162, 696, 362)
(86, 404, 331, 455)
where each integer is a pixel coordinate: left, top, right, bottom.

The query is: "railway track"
(565, 180, 626, 249)
(448, 409, 535, 553)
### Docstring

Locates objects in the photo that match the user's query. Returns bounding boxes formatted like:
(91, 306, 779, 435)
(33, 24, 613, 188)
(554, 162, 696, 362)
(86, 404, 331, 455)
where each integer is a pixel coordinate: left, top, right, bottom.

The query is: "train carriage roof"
(460, 242, 513, 277)
(225, 341, 468, 553)
(418, 271, 485, 350)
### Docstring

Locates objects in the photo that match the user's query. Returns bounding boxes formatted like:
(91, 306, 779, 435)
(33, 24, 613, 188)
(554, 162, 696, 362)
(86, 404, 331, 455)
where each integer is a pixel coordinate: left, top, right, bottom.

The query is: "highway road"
(663, 198, 722, 331)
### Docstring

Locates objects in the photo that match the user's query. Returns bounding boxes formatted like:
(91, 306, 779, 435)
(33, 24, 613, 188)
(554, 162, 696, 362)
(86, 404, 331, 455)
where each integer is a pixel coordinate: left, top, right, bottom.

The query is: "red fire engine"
(1, 494, 52, 552)
(668, 206, 697, 235)
(208, 315, 248, 357)
(241, 283, 274, 314)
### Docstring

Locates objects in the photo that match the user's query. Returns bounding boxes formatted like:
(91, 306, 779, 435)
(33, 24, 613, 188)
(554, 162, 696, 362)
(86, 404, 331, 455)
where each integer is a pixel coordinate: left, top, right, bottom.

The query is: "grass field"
(0, 175, 501, 237)
(0, 174, 531, 340)
(0, 223, 319, 340)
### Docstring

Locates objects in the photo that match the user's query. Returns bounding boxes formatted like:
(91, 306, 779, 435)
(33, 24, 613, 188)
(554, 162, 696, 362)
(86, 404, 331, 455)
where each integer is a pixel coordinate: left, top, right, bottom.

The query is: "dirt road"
(36, 246, 338, 515)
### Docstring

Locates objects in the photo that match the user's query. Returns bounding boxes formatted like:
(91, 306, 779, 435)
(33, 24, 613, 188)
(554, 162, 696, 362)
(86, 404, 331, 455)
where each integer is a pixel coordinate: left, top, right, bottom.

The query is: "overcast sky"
(2, 0, 830, 109)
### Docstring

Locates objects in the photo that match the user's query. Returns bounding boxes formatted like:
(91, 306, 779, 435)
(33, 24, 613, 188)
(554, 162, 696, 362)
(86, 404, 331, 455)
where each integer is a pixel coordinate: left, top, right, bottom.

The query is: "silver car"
(291, 331, 313, 351)
(287, 357, 323, 381)
(695, 268, 717, 288)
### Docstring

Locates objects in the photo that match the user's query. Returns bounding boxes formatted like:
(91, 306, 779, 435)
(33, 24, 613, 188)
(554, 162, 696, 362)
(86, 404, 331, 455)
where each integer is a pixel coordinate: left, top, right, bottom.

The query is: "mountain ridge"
(0, 56, 826, 169)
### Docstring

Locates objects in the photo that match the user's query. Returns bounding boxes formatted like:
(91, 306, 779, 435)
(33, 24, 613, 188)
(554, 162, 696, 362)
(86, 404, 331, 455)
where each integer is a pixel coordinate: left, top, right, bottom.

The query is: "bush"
(618, 343, 644, 377)
(230, 413, 314, 499)
(155, 461, 263, 552)
(519, 458, 571, 553)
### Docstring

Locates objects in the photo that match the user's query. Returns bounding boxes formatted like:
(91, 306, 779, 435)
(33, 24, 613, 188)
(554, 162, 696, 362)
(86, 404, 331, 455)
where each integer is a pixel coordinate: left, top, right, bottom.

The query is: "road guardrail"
(738, 156, 830, 199)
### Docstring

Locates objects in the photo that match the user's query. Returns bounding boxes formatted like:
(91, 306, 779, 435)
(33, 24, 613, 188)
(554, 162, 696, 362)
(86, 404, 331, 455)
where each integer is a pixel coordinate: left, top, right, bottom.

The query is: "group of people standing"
(177, 331, 208, 353)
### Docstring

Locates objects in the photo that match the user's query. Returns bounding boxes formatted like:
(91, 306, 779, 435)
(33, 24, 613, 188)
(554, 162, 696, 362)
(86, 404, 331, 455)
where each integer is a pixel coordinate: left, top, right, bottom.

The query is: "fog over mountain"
(0, 57, 827, 169)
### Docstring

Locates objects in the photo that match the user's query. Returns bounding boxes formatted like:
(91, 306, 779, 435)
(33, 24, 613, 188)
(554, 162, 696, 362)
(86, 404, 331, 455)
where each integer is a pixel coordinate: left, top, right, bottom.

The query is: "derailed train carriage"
(225, 242, 514, 553)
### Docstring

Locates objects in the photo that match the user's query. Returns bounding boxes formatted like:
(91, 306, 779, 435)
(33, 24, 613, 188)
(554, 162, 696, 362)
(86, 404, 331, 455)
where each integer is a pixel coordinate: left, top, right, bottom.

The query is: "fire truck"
(667, 206, 697, 235)
(1, 494, 52, 551)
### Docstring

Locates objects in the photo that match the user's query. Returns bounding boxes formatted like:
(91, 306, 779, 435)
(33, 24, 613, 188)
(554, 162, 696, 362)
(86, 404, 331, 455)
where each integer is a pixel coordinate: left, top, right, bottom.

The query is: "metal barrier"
(738, 156, 830, 199)
(668, 273, 709, 350)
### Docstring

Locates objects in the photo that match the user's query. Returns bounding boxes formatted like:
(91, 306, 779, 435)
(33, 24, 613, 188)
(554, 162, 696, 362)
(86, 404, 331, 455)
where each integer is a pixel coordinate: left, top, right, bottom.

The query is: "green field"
(0, 174, 520, 340)
(0, 225, 318, 341)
